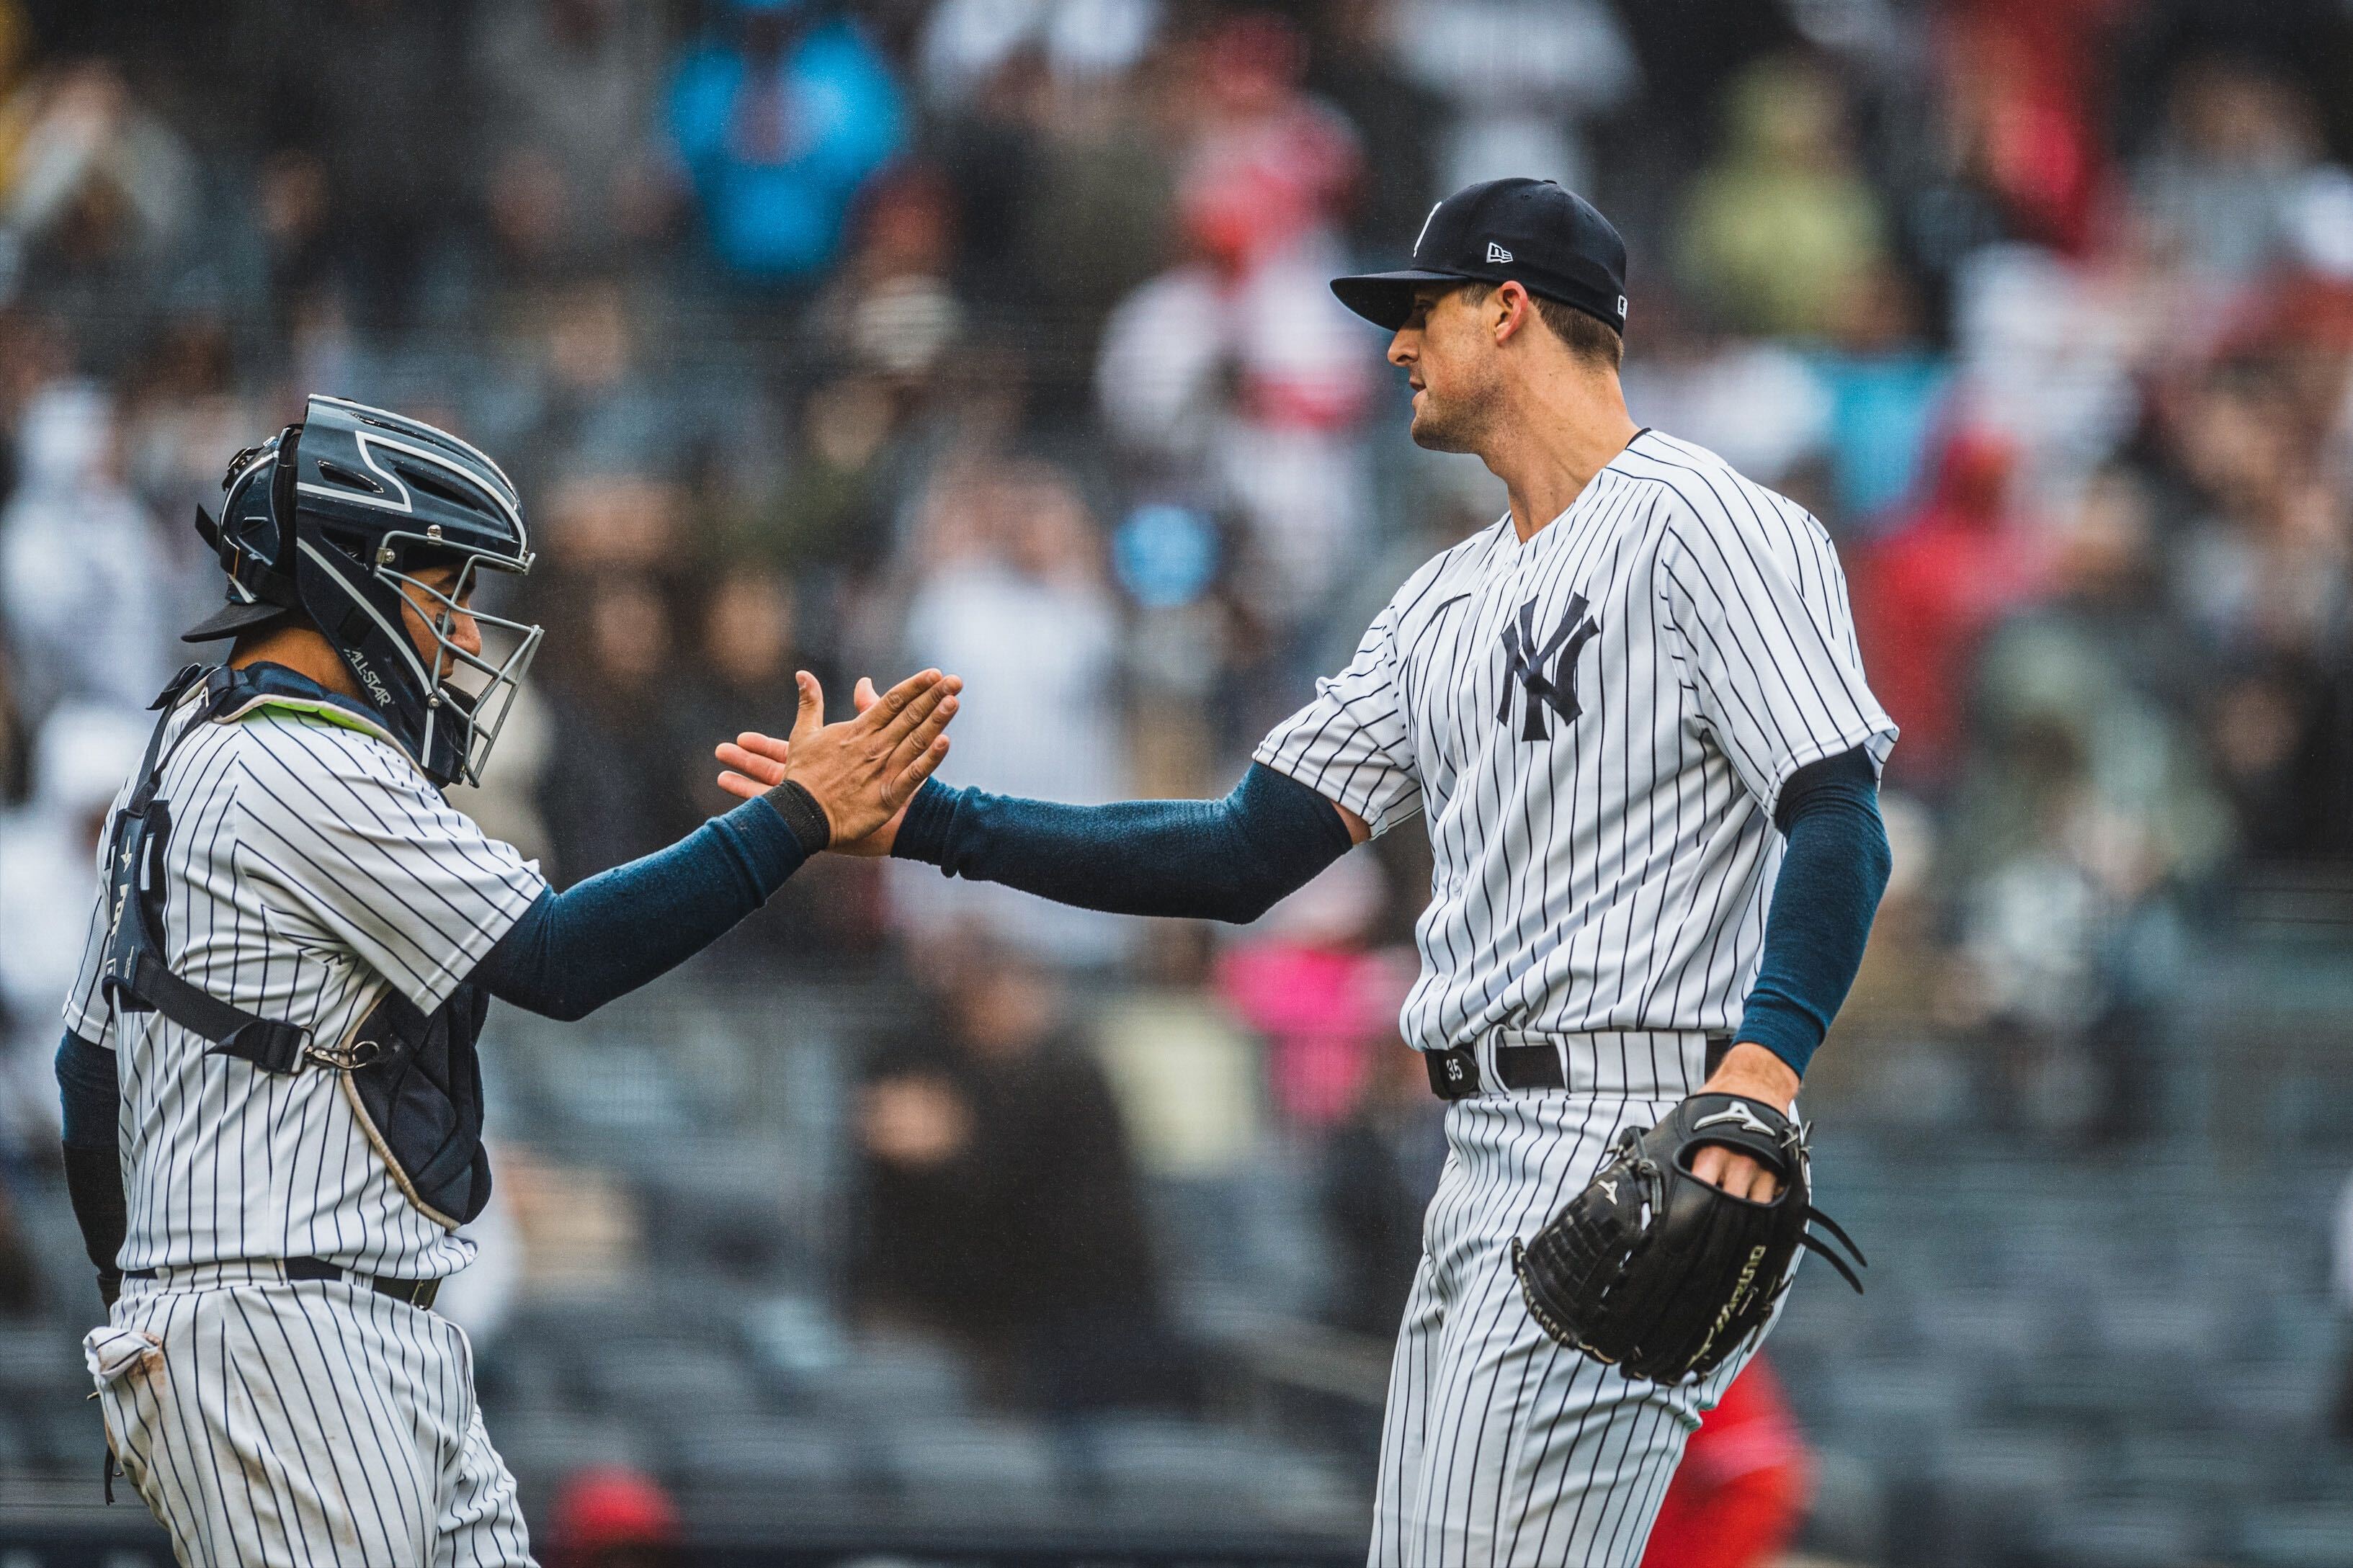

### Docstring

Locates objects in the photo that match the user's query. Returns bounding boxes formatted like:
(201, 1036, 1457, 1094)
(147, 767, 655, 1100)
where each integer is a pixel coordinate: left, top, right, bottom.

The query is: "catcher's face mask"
(378, 534, 542, 789)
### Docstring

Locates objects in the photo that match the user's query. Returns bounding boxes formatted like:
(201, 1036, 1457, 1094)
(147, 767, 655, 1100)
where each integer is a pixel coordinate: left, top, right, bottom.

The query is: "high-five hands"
(717, 670, 960, 849)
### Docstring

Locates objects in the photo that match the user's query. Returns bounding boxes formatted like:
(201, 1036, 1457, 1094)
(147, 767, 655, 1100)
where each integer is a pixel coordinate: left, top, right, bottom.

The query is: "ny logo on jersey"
(1498, 594, 1599, 741)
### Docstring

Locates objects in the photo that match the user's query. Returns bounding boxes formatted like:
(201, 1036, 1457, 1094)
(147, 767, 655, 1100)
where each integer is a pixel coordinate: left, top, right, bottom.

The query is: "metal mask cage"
(372, 530, 542, 787)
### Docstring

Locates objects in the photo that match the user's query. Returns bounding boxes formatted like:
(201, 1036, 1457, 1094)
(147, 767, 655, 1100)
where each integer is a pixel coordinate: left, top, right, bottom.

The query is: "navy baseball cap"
(1331, 177, 1629, 336)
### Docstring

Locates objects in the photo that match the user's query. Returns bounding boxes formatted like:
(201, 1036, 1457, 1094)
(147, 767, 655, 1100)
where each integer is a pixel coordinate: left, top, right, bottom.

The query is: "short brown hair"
(1460, 282, 1624, 368)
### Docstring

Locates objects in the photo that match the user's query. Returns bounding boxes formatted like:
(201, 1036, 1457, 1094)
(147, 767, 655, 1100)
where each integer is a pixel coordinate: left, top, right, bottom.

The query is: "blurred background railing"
(1, 1, 2352, 1565)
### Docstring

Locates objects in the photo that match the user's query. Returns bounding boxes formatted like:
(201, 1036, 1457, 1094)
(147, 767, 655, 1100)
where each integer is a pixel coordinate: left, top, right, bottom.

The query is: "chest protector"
(101, 663, 495, 1229)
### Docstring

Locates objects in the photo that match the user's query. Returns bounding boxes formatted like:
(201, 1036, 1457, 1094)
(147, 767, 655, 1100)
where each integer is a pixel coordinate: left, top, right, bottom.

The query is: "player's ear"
(1491, 282, 1533, 345)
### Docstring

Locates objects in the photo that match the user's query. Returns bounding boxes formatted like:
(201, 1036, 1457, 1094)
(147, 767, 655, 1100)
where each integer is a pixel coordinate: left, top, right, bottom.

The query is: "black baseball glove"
(1509, 1093, 1865, 1385)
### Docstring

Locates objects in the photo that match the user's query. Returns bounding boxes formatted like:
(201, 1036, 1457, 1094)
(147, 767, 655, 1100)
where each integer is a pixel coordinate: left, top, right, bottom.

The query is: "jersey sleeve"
(1253, 599, 1424, 837)
(1657, 485, 1898, 817)
(59, 773, 137, 1048)
(235, 717, 549, 1016)
(61, 882, 116, 1048)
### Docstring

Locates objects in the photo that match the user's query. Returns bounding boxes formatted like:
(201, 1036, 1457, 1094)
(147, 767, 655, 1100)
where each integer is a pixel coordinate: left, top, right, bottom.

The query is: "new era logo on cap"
(1488, 242, 1513, 264)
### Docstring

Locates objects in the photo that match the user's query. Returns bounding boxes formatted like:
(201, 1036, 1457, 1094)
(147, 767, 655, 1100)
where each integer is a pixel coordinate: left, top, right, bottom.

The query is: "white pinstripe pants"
(85, 1265, 532, 1568)
(1371, 1033, 1770, 1568)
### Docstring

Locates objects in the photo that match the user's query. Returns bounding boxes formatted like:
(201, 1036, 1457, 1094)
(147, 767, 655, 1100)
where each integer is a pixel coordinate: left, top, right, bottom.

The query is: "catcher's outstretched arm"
(887, 763, 1356, 923)
(473, 789, 823, 1021)
(1732, 745, 1892, 1079)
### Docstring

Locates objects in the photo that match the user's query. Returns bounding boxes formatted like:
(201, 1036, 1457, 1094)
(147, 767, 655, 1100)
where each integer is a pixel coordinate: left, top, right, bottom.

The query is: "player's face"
(1390, 285, 1501, 454)
(396, 562, 481, 676)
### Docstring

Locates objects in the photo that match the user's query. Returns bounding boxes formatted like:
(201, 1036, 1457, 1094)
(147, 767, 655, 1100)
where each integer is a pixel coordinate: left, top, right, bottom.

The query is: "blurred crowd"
(0, 0, 2349, 1386)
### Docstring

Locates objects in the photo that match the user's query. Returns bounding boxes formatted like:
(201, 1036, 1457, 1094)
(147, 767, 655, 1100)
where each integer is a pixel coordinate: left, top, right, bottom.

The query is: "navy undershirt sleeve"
(890, 763, 1355, 923)
(474, 791, 816, 1021)
(56, 1030, 127, 1291)
(1733, 746, 1893, 1078)
(56, 1030, 118, 1150)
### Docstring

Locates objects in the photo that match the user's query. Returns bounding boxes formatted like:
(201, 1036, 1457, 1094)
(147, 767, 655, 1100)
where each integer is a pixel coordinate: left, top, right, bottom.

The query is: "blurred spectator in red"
(1639, 1356, 1811, 1568)
(889, 455, 1130, 966)
(475, 0, 674, 278)
(850, 937, 1194, 1412)
(1852, 424, 2047, 794)
(1936, 0, 2124, 256)
(1678, 54, 1885, 339)
(545, 1464, 680, 1568)
(1096, 14, 1372, 624)
(1216, 852, 1411, 1129)
(663, 0, 907, 285)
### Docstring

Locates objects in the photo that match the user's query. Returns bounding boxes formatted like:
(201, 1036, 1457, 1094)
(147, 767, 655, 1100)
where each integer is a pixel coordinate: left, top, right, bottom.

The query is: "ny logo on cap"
(1488, 242, 1514, 264)
(1499, 593, 1599, 741)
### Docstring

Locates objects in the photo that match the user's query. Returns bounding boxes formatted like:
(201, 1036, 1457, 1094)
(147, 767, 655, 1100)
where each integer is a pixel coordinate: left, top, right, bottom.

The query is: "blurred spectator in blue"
(666, 0, 907, 285)
(475, 0, 674, 279)
(1803, 261, 1952, 534)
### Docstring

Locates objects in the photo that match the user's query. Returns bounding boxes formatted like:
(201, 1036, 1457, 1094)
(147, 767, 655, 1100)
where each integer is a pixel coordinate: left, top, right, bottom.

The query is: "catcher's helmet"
(185, 395, 542, 788)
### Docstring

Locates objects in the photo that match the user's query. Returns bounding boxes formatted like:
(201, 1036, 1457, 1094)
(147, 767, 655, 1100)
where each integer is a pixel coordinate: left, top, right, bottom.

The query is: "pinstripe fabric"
(58, 688, 544, 1278)
(1254, 431, 1876, 1564)
(1370, 1035, 1773, 1568)
(1254, 430, 1896, 1055)
(89, 1268, 532, 1568)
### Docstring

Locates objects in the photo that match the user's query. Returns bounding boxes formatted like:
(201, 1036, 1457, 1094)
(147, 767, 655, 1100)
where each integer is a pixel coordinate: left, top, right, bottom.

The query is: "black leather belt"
(122, 1257, 439, 1310)
(1426, 1036, 1733, 1100)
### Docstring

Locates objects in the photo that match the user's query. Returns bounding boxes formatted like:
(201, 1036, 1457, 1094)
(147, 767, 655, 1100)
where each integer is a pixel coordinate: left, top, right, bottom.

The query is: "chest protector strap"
(97, 661, 497, 1227)
(100, 665, 309, 1074)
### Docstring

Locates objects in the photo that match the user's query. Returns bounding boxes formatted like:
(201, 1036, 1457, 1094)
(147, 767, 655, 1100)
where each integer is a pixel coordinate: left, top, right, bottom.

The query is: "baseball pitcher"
(720, 179, 1894, 1566)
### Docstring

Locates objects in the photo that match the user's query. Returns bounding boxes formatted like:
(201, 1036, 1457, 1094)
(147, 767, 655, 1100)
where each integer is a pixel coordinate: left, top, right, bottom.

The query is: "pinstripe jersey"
(1256, 429, 1896, 1056)
(61, 680, 545, 1278)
